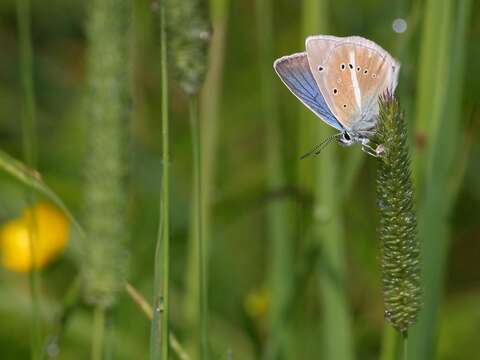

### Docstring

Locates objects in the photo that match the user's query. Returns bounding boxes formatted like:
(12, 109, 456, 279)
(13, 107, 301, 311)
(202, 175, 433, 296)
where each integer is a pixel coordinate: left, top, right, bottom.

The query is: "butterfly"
(273, 35, 400, 158)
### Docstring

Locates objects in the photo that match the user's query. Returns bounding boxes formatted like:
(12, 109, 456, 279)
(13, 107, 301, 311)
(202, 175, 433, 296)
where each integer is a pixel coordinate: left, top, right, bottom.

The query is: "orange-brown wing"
(306, 36, 399, 130)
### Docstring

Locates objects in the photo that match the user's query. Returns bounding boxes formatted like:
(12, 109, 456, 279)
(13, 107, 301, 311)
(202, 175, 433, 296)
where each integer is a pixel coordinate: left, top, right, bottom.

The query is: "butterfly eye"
(333, 88, 338, 95)
(348, 64, 353, 69)
(340, 63, 346, 70)
(318, 65, 324, 72)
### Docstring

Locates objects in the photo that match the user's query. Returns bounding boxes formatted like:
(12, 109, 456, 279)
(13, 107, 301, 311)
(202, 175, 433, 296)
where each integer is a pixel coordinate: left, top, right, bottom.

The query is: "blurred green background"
(0, 0, 479, 359)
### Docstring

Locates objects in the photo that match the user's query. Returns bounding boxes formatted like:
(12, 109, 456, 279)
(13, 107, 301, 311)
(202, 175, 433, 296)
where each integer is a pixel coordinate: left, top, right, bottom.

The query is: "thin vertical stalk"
(315, 141, 354, 360)
(125, 283, 190, 360)
(197, 2, 229, 354)
(297, 0, 324, 194)
(167, 0, 211, 357)
(151, 0, 170, 358)
(160, 24, 170, 355)
(409, 0, 472, 358)
(256, 0, 295, 358)
(194, 0, 229, 355)
(379, 325, 399, 360)
(17, 0, 37, 167)
(46, 276, 82, 355)
(188, 96, 207, 359)
(92, 306, 106, 360)
(412, 0, 452, 190)
(299, 1, 354, 359)
(16, 1, 41, 359)
(199, 0, 229, 302)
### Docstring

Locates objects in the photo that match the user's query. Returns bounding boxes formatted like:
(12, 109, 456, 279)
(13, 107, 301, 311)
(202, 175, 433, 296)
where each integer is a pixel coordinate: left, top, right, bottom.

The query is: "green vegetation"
(0, 0, 478, 359)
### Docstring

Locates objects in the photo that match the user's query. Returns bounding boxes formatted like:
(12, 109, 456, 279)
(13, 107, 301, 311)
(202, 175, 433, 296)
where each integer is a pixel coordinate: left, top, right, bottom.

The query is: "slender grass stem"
(189, 96, 208, 359)
(256, 0, 294, 358)
(299, 1, 354, 359)
(92, 306, 106, 360)
(379, 325, 398, 360)
(197, 1, 229, 355)
(196, 1, 229, 356)
(125, 283, 190, 360)
(46, 276, 82, 356)
(403, 331, 408, 360)
(104, 311, 113, 360)
(16, 1, 41, 359)
(0, 150, 85, 236)
(151, 217, 163, 359)
(151, 1, 170, 359)
(17, 0, 36, 167)
(200, 0, 229, 249)
(410, 0, 472, 358)
(160, 3, 170, 356)
(26, 202, 41, 360)
(315, 136, 353, 360)
(166, 0, 211, 357)
(413, 0, 451, 189)
(126, 282, 154, 319)
(200, 0, 229, 233)
(197, 7, 230, 351)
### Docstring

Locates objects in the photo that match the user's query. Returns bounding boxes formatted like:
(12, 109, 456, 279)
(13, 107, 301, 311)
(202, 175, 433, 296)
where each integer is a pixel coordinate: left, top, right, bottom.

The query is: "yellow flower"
(0, 202, 69, 272)
(244, 287, 270, 320)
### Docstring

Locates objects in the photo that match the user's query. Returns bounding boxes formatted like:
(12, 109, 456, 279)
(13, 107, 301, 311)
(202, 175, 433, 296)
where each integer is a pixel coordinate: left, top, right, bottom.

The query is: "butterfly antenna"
(300, 133, 342, 160)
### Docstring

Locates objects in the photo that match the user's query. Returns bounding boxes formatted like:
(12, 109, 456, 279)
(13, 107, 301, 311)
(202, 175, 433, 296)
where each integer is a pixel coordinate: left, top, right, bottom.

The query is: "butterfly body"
(274, 35, 399, 156)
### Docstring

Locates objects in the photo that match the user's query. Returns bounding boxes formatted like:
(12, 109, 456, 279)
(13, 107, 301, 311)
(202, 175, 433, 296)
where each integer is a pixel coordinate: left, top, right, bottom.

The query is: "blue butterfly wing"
(274, 52, 343, 131)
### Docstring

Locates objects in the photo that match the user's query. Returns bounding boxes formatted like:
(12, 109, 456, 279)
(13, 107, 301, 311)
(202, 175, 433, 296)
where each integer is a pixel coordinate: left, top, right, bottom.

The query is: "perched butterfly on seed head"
(273, 35, 400, 157)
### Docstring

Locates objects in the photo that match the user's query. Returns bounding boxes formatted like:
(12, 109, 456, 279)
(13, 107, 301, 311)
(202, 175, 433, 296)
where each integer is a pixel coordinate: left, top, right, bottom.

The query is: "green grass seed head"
(167, 0, 212, 96)
(376, 93, 422, 332)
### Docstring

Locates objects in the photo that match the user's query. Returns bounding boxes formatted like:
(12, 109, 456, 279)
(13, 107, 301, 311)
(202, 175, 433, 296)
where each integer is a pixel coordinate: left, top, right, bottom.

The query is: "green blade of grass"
(380, 325, 400, 360)
(150, 0, 170, 358)
(91, 306, 106, 360)
(410, 0, 473, 358)
(299, 1, 354, 359)
(16, 1, 41, 357)
(196, 0, 230, 355)
(413, 0, 453, 190)
(166, 0, 212, 357)
(125, 283, 190, 360)
(200, 0, 230, 252)
(193, 0, 230, 355)
(256, 0, 295, 358)
(0, 150, 85, 237)
(185, 95, 208, 359)
(16, 0, 36, 169)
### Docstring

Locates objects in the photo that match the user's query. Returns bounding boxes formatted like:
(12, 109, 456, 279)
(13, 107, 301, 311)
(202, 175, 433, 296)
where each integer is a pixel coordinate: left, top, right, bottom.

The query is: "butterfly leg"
(360, 139, 384, 158)
(361, 144, 379, 157)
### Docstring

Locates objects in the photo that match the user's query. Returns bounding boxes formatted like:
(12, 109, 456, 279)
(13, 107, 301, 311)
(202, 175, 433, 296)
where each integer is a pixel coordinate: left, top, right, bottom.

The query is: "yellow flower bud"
(244, 287, 270, 320)
(0, 202, 69, 272)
